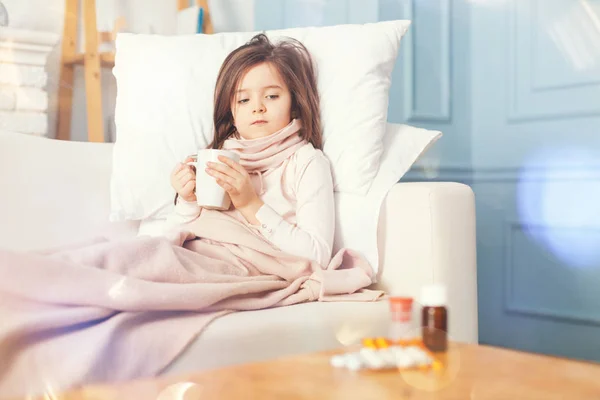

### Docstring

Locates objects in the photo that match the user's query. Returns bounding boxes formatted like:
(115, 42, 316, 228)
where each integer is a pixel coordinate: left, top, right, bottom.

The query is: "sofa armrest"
(0, 131, 138, 251)
(376, 182, 478, 344)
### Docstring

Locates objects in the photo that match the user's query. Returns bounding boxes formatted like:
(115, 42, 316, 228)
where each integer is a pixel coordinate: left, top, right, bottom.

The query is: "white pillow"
(334, 123, 442, 272)
(138, 123, 442, 274)
(109, 20, 411, 222)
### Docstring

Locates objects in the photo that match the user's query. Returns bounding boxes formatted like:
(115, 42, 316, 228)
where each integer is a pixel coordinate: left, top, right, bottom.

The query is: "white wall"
(3, 0, 254, 141)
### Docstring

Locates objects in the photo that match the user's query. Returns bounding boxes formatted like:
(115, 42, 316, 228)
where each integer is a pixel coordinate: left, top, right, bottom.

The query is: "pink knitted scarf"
(223, 119, 306, 173)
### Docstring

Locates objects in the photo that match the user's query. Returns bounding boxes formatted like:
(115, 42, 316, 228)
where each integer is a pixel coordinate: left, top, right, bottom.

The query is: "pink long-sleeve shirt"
(167, 143, 335, 267)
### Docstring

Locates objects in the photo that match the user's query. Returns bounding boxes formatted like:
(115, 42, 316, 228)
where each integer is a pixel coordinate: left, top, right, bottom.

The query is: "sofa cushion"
(163, 300, 390, 375)
(0, 131, 138, 252)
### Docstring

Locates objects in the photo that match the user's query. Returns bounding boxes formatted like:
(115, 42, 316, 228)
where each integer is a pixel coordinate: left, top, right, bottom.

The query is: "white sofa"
(0, 130, 478, 377)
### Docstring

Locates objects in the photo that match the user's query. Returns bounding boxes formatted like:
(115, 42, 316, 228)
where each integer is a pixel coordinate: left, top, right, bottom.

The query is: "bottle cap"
(389, 296, 413, 312)
(389, 296, 413, 306)
(420, 284, 447, 307)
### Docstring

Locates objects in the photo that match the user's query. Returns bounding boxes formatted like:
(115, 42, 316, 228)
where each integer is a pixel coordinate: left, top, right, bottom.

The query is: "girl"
(168, 34, 335, 267)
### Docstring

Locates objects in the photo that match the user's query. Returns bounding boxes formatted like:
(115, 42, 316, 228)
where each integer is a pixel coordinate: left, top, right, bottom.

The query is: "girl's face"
(232, 62, 292, 140)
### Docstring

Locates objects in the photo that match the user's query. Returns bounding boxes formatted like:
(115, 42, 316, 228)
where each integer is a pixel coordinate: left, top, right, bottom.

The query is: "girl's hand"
(170, 157, 197, 203)
(206, 156, 264, 222)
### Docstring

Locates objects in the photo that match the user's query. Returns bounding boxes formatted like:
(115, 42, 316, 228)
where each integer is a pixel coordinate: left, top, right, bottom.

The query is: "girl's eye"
(266, 95, 279, 100)
(237, 99, 249, 104)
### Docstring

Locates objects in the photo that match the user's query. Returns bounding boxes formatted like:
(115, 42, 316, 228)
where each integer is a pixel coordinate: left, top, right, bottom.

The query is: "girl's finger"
(216, 179, 236, 194)
(176, 173, 193, 188)
(217, 156, 246, 175)
(176, 168, 193, 180)
(207, 168, 236, 186)
(206, 161, 239, 179)
(182, 180, 195, 193)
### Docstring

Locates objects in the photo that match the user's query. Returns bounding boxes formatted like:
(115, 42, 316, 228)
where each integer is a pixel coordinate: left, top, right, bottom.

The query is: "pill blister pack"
(330, 338, 443, 372)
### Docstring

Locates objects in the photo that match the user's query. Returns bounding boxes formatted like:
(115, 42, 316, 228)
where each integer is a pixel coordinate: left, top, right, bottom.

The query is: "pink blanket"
(0, 210, 383, 398)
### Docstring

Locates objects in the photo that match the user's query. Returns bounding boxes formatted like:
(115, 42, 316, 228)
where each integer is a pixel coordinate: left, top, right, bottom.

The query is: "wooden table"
(25, 343, 600, 399)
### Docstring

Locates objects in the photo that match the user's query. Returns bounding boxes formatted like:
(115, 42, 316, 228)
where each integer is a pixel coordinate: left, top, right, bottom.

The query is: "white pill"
(395, 351, 417, 368)
(405, 347, 424, 360)
(409, 347, 433, 365)
(346, 354, 363, 371)
(378, 349, 397, 367)
(330, 355, 347, 368)
(359, 348, 386, 369)
(390, 346, 405, 357)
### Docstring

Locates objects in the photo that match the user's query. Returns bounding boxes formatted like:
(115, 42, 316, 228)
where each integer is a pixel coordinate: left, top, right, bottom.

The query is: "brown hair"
(209, 33, 322, 150)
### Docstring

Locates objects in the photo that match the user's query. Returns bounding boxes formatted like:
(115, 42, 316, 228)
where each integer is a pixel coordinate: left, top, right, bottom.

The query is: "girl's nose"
(253, 100, 266, 114)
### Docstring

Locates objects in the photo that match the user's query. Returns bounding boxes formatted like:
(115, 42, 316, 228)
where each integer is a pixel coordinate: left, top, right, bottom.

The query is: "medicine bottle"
(421, 284, 448, 352)
(388, 297, 414, 341)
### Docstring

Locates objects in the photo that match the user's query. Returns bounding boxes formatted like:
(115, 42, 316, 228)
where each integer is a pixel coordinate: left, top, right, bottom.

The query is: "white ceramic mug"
(187, 149, 241, 210)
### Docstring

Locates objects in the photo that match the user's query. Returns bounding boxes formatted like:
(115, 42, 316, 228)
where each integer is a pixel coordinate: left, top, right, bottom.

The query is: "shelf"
(63, 51, 115, 68)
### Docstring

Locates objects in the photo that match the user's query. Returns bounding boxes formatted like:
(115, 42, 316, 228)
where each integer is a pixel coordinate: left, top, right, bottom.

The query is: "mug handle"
(184, 154, 198, 171)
